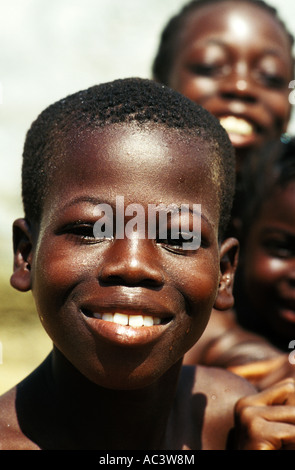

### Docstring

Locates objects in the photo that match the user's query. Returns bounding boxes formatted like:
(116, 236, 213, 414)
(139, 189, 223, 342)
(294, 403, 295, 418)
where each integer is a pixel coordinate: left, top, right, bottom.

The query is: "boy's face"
(242, 181, 295, 342)
(13, 122, 237, 389)
(168, 1, 292, 170)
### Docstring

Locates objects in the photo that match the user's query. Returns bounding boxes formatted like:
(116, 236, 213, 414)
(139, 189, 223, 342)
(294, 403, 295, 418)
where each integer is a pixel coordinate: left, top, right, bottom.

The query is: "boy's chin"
(74, 356, 183, 391)
(83, 369, 163, 391)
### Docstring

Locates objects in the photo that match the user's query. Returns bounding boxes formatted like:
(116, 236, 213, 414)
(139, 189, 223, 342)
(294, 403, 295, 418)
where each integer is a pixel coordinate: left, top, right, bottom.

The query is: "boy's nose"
(98, 238, 164, 287)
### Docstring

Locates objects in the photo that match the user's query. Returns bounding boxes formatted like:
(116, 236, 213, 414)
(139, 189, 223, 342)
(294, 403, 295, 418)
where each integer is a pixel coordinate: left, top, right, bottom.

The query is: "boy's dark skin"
(1, 121, 295, 450)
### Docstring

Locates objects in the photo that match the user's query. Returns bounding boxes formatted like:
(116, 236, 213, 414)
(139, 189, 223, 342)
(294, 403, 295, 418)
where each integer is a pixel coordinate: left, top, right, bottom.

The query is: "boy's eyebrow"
(168, 205, 210, 226)
(61, 196, 105, 210)
(60, 197, 212, 228)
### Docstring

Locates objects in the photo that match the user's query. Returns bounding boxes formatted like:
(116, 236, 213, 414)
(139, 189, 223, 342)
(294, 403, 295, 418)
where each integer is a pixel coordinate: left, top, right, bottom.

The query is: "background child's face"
(168, 1, 292, 169)
(28, 122, 233, 389)
(242, 181, 295, 342)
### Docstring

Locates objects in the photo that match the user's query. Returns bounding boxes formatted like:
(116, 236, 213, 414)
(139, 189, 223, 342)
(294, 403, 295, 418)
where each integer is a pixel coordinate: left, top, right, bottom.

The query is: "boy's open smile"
(82, 308, 173, 347)
(79, 286, 176, 346)
(19, 121, 236, 390)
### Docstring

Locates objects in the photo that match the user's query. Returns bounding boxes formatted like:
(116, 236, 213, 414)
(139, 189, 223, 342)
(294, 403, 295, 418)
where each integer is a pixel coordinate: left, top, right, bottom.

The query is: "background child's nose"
(219, 64, 258, 103)
(98, 238, 164, 287)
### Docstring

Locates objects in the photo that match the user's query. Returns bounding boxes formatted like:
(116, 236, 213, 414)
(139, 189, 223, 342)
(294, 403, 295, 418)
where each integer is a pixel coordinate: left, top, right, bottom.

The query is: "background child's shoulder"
(179, 365, 256, 449)
(192, 364, 256, 401)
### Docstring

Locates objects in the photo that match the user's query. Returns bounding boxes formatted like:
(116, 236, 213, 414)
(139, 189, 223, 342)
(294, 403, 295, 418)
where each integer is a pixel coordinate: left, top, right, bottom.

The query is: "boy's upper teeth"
(92, 312, 161, 326)
(219, 116, 253, 136)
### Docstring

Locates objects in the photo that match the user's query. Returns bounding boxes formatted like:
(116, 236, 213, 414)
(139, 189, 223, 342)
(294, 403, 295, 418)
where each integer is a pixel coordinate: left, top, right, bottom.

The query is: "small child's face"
(168, 1, 292, 168)
(19, 122, 236, 389)
(242, 181, 295, 342)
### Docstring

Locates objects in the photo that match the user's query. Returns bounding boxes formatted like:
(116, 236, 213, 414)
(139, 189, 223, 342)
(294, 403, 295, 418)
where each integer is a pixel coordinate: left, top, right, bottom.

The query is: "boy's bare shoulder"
(0, 386, 40, 450)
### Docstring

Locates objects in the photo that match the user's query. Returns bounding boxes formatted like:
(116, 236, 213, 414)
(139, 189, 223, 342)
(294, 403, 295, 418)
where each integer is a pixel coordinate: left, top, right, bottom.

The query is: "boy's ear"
(10, 218, 34, 292)
(214, 237, 239, 311)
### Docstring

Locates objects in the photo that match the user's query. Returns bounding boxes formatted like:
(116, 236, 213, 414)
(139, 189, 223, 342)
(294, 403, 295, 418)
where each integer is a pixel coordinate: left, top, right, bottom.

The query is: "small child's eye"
(262, 239, 295, 259)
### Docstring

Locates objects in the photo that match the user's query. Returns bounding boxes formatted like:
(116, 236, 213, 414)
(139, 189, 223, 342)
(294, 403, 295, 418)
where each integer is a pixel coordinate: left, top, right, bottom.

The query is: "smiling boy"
(0, 77, 284, 450)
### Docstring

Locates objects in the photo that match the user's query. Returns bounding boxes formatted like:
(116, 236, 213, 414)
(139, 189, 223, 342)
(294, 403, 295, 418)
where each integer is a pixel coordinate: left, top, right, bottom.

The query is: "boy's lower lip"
(82, 310, 174, 347)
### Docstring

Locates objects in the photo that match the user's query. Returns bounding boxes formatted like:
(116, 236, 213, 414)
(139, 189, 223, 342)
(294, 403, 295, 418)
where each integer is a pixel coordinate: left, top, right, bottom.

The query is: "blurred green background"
(1, 0, 295, 395)
(0, 273, 51, 395)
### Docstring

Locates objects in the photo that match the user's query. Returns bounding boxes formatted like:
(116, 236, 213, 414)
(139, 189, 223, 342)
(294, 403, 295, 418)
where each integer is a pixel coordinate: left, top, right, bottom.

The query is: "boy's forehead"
(43, 121, 222, 228)
(64, 121, 216, 177)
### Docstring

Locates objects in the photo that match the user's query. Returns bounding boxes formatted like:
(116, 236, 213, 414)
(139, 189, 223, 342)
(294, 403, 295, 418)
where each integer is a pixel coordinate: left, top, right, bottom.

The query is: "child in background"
(229, 139, 295, 386)
(185, 139, 295, 390)
(1, 77, 295, 450)
(152, 0, 294, 175)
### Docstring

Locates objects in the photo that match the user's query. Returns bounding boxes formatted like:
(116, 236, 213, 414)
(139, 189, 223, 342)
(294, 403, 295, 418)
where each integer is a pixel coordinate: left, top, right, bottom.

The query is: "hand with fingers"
(234, 378, 295, 450)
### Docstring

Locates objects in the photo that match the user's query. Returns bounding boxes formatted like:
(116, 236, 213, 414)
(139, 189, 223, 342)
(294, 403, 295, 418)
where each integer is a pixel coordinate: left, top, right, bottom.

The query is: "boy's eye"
(60, 223, 113, 244)
(157, 231, 200, 254)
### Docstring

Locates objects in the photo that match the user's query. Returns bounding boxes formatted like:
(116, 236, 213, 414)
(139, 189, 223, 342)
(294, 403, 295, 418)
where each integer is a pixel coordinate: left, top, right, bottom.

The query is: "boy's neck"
(49, 348, 182, 449)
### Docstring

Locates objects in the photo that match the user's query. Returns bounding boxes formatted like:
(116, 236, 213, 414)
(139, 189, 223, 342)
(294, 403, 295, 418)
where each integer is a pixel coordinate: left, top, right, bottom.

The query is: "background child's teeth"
(114, 313, 129, 325)
(129, 315, 144, 327)
(102, 313, 114, 322)
(220, 116, 253, 135)
(143, 315, 153, 326)
(153, 317, 161, 325)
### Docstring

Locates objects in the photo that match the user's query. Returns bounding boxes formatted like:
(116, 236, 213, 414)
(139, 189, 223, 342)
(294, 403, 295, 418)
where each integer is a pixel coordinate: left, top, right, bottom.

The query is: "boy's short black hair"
(152, 0, 294, 86)
(22, 77, 235, 238)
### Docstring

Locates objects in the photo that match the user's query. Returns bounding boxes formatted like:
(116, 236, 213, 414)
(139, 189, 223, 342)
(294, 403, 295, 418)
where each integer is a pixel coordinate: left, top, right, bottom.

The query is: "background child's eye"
(262, 240, 295, 259)
(253, 68, 287, 89)
(188, 63, 230, 78)
(189, 63, 215, 76)
(188, 63, 219, 77)
(261, 73, 286, 89)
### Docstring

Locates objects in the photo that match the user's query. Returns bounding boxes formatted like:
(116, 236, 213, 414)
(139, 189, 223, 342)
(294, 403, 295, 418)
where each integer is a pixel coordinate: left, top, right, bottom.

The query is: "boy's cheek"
(184, 269, 220, 314)
(31, 243, 83, 293)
